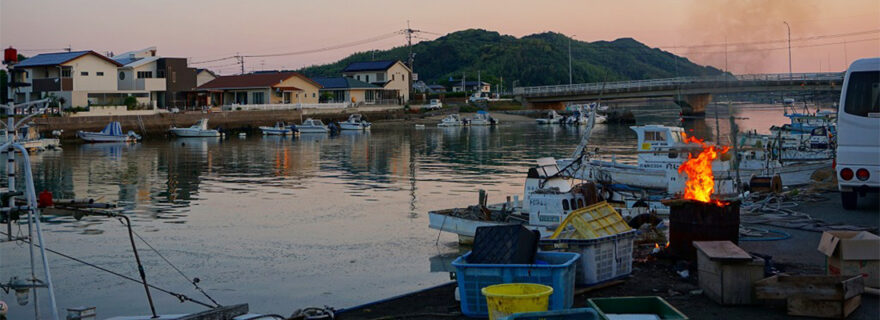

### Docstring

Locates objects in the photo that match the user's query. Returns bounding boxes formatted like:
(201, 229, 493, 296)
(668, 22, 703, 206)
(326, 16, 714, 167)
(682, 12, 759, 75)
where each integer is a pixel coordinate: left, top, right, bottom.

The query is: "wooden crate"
(694, 241, 765, 305)
(754, 275, 865, 319)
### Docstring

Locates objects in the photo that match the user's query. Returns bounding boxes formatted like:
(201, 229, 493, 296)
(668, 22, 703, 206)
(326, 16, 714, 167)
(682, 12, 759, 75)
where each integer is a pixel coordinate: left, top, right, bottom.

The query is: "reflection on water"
(2, 103, 815, 318)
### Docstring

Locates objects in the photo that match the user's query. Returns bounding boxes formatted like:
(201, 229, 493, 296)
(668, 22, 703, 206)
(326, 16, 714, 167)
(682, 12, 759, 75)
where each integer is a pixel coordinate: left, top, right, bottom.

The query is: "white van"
(836, 57, 880, 209)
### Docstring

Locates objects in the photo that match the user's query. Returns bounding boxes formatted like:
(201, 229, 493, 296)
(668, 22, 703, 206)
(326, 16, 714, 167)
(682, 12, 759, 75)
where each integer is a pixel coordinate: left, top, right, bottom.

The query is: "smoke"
(680, 0, 823, 74)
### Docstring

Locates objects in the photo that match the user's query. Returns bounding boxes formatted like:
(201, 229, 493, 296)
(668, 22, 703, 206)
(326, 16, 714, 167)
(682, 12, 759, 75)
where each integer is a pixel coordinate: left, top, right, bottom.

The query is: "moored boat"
(77, 122, 141, 143)
(339, 114, 371, 130)
(260, 122, 295, 135)
(295, 118, 330, 133)
(438, 114, 466, 127)
(469, 111, 499, 126)
(169, 118, 221, 137)
(536, 110, 564, 124)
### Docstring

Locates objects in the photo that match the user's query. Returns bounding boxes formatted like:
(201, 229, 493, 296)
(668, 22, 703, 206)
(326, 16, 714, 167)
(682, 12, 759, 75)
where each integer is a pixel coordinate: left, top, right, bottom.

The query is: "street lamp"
(569, 34, 576, 85)
(783, 21, 792, 78)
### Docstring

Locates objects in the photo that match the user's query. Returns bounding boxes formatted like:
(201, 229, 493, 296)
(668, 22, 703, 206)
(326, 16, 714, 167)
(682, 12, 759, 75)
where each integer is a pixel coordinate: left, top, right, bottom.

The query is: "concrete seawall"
(34, 106, 407, 139)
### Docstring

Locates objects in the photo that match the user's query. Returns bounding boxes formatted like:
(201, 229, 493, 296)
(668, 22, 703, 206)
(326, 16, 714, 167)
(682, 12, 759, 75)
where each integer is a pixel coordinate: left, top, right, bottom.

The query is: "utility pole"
(237, 54, 245, 74)
(843, 40, 848, 69)
(569, 35, 575, 85)
(462, 72, 466, 95)
(404, 20, 419, 70)
(783, 21, 792, 78)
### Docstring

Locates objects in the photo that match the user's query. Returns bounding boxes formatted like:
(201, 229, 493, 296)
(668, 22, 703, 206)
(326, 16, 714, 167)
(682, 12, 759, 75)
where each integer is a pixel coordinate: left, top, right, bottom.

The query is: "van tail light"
(856, 168, 870, 181)
(840, 168, 854, 181)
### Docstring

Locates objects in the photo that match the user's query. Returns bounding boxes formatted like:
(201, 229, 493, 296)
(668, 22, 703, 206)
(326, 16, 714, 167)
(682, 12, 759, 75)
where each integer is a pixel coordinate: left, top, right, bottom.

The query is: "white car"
(426, 99, 442, 110)
(836, 57, 880, 210)
(469, 94, 489, 103)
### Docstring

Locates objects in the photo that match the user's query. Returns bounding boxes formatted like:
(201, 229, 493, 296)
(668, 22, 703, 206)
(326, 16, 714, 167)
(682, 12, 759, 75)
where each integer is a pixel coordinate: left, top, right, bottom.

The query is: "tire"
(841, 191, 858, 210)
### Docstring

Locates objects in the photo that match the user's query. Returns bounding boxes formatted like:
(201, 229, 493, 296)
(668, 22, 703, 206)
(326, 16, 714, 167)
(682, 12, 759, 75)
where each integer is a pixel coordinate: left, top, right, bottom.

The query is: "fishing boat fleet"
(430, 102, 839, 242)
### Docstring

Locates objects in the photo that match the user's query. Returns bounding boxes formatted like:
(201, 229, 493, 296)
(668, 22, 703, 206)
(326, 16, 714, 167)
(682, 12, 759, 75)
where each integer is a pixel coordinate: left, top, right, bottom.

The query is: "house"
(196, 69, 217, 87)
(452, 81, 490, 93)
(413, 80, 429, 93)
(197, 71, 322, 106)
(341, 60, 411, 102)
(312, 77, 384, 104)
(427, 84, 447, 93)
(113, 47, 200, 109)
(9, 50, 126, 108)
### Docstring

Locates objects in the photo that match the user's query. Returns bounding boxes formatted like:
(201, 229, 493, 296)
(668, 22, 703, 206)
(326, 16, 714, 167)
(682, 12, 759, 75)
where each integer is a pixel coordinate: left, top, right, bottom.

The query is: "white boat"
(740, 127, 834, 161)
(259, 122, 294, 135)
(339, 114, 371, 130)
(438, 114, 466, 127)
(566, 104, 606, 125)
(536, 110, 564, 124)
(169, 118, 221, 137)
(0, 123, 61, 152)
(78, 122, 141, 143)
(295, 118, 330, 133)
(469, 111, 499, 126)
(558, 125, 831, 190)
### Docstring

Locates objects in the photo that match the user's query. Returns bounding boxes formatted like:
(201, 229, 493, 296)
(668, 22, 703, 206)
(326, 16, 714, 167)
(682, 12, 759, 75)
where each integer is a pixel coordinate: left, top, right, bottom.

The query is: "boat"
(339, 114, 371, 130)
(438, 114, 466, 127)
(169, 118, 221, 137)
(536, 110, 564, 124)
(0, 123, 61, 152)
(294, 118, 330, 133)
(259, 121, 295, 135)
(77, 122, 141, 143)
(558, 125, 831, 190)
(565, 104, 606, 125)
(469, 111, 499, 126)
(414, 124, 426, 129)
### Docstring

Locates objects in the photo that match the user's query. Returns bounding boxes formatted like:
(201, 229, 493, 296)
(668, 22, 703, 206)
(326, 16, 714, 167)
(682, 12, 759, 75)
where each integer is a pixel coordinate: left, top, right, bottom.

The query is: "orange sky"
(2, 0, 878, 76)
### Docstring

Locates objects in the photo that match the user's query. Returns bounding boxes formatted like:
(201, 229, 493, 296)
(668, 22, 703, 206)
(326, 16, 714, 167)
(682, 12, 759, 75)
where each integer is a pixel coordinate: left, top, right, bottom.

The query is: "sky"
(2, 0, 879, 76)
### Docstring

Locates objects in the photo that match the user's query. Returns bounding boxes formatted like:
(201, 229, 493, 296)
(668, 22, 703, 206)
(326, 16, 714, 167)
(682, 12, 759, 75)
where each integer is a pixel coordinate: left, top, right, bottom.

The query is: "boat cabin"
(630, 125, 691, 169)
(523, 157, 589, 227)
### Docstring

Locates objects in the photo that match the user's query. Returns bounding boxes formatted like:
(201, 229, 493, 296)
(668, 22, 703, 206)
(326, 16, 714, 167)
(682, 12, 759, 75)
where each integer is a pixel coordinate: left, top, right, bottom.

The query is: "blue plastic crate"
(452, 251, 580, 318)
(500, 308, 601, 320)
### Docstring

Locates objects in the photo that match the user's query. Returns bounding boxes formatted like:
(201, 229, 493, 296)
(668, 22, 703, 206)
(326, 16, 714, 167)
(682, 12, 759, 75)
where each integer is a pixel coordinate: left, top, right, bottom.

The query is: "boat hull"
(169, 128, 221, 137)
(297, 127, 330, 133)
(339, 123, 370, 130)
(77, 132, 136, 143)
(259, 127, 293, 135)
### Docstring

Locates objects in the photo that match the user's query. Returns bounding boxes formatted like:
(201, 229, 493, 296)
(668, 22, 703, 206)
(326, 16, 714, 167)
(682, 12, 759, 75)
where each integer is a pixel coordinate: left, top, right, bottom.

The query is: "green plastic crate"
(587, 296, 688, 320)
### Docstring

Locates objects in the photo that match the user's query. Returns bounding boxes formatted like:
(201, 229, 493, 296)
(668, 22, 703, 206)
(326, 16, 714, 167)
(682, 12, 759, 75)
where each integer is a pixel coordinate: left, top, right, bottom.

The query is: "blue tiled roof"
(16, 51, 94, 67)
(342, 60, 398, 72)
(112, 57, 139, 65)
(312, 77, 379, 89)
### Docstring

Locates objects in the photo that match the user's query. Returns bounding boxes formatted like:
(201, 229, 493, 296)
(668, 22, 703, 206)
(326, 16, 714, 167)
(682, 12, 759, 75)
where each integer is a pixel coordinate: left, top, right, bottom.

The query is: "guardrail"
(513, 72, 844, 96)
(222, 102, 350, 111)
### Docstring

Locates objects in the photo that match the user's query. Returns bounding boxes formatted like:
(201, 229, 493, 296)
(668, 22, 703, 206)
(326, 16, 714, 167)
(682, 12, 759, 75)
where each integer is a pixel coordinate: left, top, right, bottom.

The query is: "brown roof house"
(197, 71, 322, 109)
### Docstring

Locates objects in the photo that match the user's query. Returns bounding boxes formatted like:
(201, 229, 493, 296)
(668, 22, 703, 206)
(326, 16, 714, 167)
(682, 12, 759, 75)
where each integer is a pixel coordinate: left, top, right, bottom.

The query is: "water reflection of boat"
(78, 121, 141, 143)
(78, 142, 139, 158)
(169, 118, 221, 137)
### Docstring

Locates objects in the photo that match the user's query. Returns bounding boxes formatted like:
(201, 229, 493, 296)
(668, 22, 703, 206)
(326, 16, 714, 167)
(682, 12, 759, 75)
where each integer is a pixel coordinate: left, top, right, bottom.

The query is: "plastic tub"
(587, 296, 689, 320)
(482, 283, 553, 320)
(499, 308, 601, 320)
(540, 230, 636, 286)
(452, 251, 579, 318)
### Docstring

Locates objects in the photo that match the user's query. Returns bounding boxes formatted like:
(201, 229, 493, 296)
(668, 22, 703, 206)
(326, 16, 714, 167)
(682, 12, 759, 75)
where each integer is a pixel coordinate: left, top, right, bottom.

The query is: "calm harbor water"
(2, 103, 821, 318)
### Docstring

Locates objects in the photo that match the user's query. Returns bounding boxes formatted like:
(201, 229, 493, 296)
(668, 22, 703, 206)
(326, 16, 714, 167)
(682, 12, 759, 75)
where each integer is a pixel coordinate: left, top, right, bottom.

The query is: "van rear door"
(837, 69, 880, 166)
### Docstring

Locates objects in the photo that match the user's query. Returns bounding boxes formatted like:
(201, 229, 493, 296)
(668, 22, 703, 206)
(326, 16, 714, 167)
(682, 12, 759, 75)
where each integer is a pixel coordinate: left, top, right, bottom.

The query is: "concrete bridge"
(513, 72, 844, 116)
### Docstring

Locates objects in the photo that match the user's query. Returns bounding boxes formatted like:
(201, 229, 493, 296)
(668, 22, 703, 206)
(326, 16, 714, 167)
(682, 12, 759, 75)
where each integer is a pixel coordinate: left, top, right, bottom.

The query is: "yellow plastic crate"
(549, 201, 632, 239)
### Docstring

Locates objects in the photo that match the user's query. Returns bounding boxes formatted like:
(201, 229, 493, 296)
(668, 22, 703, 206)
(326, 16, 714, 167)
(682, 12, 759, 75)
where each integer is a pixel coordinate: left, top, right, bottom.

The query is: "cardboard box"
(817, 231, 880, 288)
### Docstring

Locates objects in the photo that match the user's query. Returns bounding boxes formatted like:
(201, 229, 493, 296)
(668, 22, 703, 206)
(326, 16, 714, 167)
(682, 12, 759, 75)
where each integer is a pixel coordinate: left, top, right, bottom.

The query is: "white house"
(341, 60, 411, 102)
(452, 81, 491, 93)
(10, 50, 126, 108)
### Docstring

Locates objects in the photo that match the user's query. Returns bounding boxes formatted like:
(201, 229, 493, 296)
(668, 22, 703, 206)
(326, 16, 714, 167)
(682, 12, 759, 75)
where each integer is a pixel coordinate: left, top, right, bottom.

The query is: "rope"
(115, 218, 221, 307)
(0, 230, 216, 309)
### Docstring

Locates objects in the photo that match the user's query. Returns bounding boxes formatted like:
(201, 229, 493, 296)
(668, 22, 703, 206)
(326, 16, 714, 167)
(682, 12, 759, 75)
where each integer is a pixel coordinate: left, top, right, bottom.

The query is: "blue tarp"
(99, 122, 124, 136)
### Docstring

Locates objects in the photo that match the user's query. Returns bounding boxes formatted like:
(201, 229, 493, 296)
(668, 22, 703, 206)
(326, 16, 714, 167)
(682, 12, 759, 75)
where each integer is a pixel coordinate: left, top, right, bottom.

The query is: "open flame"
(678, 134, 730, 206)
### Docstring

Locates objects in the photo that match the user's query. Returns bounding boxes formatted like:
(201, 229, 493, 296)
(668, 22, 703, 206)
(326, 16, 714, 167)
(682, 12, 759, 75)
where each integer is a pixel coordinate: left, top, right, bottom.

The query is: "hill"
(298, 29, 723, 88)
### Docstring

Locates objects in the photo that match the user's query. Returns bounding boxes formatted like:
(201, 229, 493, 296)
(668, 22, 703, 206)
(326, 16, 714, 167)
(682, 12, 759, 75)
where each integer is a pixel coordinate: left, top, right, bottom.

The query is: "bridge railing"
(513, 72, 844, 96)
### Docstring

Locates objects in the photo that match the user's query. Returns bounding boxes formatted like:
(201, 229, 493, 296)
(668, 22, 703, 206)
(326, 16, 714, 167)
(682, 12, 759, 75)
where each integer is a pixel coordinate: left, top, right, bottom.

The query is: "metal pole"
(7, 104, 15, 241)
(784, 21, 792, 78)
(120, 214, 158, 318)
(568, 35, 574, 85)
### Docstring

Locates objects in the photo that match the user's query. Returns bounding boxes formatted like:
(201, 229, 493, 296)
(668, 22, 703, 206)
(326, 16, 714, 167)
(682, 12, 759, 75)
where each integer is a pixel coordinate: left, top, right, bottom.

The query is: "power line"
(241, 31, 401, 58)
(657, 28, 880, 49)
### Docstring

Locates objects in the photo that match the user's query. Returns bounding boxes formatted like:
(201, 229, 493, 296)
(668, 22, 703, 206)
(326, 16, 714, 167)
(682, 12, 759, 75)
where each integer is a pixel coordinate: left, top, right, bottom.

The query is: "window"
(562, 200, 570, 211)
(252, 92, 265, 104)
(402, 74, 405, 81)
(312, 92, 315, 98)
(356, 75, 360, 81)
(80, 71, 89, 76)
(44, 70, 49, 77)
(61, 69, 71, 78)
(365, 75, 370, 82)
(118, 72, 126, 80)
(645, 131, 666, 142)
(392, 74, 395, 81)
(376, 72, 385, 82)
(96, 72, 104, 76)
(843, 71, 880, 117)
(137, 71, 153, 79)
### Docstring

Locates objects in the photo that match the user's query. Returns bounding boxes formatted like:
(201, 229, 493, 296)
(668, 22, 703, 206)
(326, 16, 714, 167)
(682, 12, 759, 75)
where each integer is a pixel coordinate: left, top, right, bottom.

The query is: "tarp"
(99, 122, 124, 136)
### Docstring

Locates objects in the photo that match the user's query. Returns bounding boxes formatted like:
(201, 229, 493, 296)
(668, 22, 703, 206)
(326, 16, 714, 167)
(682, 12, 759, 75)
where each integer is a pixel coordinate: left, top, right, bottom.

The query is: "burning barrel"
(666, 199, 741, 260)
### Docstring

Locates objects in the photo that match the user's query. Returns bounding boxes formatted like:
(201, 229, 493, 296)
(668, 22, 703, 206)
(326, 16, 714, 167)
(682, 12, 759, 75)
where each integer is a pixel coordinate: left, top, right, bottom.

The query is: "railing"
(222, 102, 350, 111)
(513, 72, 845, 96)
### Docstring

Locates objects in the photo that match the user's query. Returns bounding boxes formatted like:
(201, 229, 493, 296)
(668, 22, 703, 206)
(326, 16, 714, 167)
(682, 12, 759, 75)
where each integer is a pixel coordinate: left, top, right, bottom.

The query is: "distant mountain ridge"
(298, 29, 723, 87)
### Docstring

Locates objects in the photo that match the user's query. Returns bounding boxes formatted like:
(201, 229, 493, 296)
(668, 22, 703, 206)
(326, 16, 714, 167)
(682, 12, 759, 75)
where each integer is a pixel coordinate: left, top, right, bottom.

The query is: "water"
(1, 103, 823, 318)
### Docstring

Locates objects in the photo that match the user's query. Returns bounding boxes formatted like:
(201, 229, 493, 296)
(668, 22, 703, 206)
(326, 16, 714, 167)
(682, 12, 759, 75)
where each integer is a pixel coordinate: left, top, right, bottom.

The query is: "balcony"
(32, 78, 72, 92)
(118, 78, 166, 91)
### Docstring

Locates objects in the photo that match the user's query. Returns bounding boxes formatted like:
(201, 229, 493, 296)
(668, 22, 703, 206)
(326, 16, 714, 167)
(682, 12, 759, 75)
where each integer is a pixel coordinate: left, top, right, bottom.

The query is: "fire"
(678, 133, 730, 206)
(654, 243, 660, 249)
(665, 241, 670, 248)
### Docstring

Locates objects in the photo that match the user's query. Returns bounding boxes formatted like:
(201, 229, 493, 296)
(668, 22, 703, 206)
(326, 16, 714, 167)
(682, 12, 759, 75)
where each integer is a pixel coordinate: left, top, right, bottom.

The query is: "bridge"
(512, 72, 844, 116)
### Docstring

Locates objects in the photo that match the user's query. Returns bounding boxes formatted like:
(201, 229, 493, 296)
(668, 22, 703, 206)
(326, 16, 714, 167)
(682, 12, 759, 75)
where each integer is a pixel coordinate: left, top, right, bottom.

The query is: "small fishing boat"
(339, 114, 371, 130)
(469, 111, 499, 126)
(260, 122, 294, 135)
(566, 104, 606, 125)
(0, 123, 61, 152)
(438, 114, 466, 127)
(535, 110, 564, 124)
(77, 122, 141, 143)
(169, 118, 221, 137)
(414, 124, 426, 129)
(295, 118, 330, 133)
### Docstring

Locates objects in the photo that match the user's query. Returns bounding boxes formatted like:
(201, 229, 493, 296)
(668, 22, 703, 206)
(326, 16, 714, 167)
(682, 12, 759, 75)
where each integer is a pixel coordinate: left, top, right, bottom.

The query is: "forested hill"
(298, 29, 724, 87)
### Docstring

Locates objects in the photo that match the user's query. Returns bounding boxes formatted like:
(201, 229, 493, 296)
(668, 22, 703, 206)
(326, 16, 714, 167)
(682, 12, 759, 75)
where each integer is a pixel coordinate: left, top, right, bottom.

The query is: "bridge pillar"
(674, 94, 711, 117)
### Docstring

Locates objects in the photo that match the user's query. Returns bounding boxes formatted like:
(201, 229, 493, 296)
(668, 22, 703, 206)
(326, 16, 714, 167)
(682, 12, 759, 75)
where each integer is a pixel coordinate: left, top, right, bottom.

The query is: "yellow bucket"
(481, 283, 553, 320)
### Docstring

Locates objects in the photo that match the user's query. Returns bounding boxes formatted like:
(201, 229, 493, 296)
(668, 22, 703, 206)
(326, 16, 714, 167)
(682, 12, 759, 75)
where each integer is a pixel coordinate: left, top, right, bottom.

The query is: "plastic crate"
(587, 296, 689, 320)
(452, 251, 580, 318)
(500, 308, 601, 320)
(540, 230, 636, 286)
(470, 225, 540, 264)
(550, 201, 632, 240)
